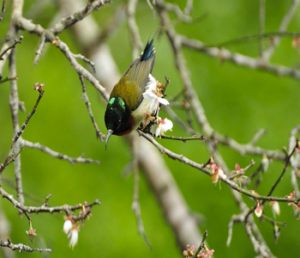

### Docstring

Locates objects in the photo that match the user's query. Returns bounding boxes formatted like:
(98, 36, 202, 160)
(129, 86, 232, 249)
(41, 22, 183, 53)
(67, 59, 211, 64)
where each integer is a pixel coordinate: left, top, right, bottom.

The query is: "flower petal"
(63, 220, 72, 234)
(69, 229, 79, 248)
(158, 97, 169, 105)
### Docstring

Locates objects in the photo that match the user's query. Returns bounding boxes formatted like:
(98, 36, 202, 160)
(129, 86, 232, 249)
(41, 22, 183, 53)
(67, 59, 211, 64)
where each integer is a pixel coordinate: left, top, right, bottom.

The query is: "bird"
(104, 40, 168, 146)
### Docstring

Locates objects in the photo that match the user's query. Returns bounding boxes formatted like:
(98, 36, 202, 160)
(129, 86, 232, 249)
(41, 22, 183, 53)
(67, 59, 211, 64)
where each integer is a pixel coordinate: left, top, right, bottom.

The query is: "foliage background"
(1, 0, 300, 257)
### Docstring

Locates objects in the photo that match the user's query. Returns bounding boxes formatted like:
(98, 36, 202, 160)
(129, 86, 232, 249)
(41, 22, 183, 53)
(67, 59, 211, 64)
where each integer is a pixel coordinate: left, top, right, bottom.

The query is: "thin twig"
(212, 31, 300, 48)
(213, 132, 285, 160)
(34, 33, 46, 64)
(250, 128, 267, 145)
(156, 134, 205, 142)
(226, 214, 242, 246)
(245, 143, 298, 221)
(0, 36, 23, 60)
(0, 149, 22, 174)
(11, 87, 44, 146)
(79, 75, 105, 141)
(266, 143, 297, 198)
(193, 230, 208, 258)
(21, 139, 100, 164)
(163, 2, 192, 23)
(74, 54, 96, 73)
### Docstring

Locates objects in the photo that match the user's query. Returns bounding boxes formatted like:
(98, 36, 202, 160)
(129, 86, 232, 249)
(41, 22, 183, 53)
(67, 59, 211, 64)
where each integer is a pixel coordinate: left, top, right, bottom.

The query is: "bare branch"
(51, 0, 111, 35)
(180, 35, 300, 80)
(21, 139, 99, 164)
(0, 240, 51, 253)
(154, 134, 205, 142)
(79, 75, 105, 141)
(74, 54, 96, 73)
(0, 186, 100, 214)
(163, 2, 192, 23)
(214, 132, 285, 160)
(140, 131, 298, 204)
(34, 33, 46, 64)
(126, 0, 143, 58)
(11, 85, 44, 146)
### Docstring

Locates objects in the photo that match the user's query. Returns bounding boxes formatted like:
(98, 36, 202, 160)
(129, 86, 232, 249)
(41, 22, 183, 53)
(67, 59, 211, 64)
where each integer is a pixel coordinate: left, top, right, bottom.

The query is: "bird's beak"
(105, 129, 113, 150)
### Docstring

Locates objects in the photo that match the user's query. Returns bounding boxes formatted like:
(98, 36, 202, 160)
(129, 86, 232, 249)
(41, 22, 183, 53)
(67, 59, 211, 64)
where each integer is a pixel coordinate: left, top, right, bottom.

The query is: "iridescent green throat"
(104, 97, 132, 135)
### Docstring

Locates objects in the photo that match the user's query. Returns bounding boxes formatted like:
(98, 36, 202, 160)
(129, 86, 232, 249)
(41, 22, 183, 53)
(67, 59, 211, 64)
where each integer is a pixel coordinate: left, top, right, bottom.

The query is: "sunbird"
(104, 40, 170, 146)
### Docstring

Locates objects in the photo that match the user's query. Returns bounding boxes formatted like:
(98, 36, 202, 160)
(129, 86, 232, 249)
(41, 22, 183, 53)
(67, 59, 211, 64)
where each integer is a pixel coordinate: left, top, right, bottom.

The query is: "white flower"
(210, 162, 226, 184)
(143, 89, 169, 115)
(261, 155, 270, 172)
(254, 201, 263, 218)
(143, 74, 169, 114)
(63, 219, 72, 234)
(133, 75, 170, 124)
(143, 90, 169, 106)
(271, 201, 280, 216)
(63, 217, 79, 248)
(69, 228, 79, 248)
(145, 74, 158, 91)
(155, 117, 173, 137)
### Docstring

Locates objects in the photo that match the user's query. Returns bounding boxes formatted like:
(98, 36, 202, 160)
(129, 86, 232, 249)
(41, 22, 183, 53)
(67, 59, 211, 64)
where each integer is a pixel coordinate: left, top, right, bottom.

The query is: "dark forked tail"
(140, 39, 155, 61)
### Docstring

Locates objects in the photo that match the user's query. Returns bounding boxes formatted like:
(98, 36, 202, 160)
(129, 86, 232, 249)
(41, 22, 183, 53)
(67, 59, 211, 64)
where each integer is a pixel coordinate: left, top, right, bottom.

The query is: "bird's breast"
(131, 96, 159, 127)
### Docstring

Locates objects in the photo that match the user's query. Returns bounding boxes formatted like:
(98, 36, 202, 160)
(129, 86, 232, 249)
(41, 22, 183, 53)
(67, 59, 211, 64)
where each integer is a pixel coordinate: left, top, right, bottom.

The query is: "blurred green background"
(1, 0, 300, 257)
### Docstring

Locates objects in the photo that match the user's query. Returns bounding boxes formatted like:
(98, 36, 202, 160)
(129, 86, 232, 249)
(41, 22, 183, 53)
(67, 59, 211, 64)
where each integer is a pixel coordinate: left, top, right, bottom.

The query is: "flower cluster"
(207, 159, 227, 184)
(182, 244, 215, 258)
(287, 191, 300, 216)
(141, 75, 173, 136)
(254, 199, 280, 218)
(63, 216, 79, 248)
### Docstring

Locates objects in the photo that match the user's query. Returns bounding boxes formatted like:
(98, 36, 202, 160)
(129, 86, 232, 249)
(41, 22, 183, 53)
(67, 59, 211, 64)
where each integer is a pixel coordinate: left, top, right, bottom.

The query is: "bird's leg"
(139, 112, 156, 132)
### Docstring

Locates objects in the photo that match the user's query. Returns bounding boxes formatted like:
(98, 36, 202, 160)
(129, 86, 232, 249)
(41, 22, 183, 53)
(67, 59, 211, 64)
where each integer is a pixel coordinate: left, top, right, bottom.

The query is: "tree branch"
(0, 240, 51, 253)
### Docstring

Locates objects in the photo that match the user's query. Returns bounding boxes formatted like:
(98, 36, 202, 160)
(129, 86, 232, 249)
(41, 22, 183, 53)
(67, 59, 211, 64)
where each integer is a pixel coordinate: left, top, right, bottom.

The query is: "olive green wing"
(110, 40, 155, 110)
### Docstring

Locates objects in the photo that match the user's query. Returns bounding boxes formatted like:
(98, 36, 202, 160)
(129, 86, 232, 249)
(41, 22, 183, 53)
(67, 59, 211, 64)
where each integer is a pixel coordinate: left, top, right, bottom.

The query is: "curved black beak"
(105, 129, 113, 150)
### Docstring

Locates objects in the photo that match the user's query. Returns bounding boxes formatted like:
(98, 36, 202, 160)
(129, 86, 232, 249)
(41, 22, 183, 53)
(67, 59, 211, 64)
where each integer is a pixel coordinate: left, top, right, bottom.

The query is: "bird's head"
(104, 96, 133, 146)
